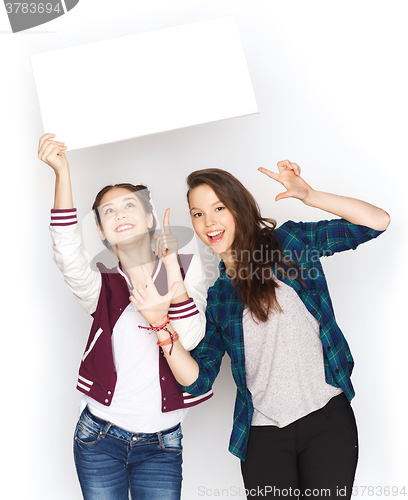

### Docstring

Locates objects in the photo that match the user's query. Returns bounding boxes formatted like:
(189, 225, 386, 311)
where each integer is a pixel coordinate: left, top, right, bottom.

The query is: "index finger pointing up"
(163, 208, 172, 236)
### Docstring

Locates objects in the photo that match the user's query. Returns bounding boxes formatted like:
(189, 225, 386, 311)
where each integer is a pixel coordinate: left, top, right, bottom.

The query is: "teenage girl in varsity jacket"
(129, 162, 390, 499)
(38, 133, 211, 500)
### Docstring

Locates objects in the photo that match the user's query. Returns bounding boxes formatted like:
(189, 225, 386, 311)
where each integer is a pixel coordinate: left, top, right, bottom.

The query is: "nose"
(115, 209, 127, 220)
(204, 215, 216, 227)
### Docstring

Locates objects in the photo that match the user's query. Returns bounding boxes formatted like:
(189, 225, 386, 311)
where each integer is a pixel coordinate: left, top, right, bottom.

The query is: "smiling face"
(189, 184, 236, 256)
(97, 187, 153, 248)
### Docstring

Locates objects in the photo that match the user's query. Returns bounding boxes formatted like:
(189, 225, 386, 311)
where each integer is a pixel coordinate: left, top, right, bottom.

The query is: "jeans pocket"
(74, 417, 102, 446)
(160, 427, 183, 453)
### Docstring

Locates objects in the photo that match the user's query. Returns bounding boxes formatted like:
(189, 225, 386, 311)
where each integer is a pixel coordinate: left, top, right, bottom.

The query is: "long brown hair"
(92, 183, 157, 250)
(187, 168, 303, 323)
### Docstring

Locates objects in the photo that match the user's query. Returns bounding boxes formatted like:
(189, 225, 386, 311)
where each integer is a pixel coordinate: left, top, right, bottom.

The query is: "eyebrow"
(189, 200, 222, 212)
(100, 196, 138, 210)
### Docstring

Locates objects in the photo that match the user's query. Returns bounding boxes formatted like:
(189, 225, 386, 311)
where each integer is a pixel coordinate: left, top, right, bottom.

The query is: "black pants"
(241, 393, 358, 499)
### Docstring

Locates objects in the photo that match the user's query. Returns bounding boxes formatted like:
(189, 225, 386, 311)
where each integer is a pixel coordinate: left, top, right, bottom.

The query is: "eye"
(215, 206, 225, 212)
(104, 208, 114, 215)
(126, 202, 135, 208)
(192, 212, 203, 218)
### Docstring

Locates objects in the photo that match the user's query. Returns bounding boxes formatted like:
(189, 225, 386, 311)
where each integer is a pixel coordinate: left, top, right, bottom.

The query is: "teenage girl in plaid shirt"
(128, 161, 390, 499)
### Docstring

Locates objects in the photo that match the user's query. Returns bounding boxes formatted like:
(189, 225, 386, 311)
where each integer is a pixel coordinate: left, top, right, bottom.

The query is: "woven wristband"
(138, 314, 170, 335)
(157, 332, 179, 355)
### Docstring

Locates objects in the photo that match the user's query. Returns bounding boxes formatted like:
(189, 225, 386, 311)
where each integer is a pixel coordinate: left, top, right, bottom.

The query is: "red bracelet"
(138, 315, 170, 335)
(157, 332, 179, 347)
(158, 332, 179, 355)
(138, 315, 179, 354)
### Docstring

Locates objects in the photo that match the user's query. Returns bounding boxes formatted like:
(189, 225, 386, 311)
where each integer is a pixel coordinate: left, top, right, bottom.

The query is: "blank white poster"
(31, 16, 258, 150)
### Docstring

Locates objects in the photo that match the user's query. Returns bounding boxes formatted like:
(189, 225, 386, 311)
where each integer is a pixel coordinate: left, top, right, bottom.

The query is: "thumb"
(275, 191, 292, 202)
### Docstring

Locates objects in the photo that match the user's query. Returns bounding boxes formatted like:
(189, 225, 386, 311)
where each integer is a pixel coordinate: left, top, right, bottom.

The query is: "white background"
(1, 1, 407, 499)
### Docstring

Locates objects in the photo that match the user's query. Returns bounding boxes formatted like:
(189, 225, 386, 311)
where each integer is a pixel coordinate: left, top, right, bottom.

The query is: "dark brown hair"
(187, 168, 304, 323)
(92, 183, 157, 250)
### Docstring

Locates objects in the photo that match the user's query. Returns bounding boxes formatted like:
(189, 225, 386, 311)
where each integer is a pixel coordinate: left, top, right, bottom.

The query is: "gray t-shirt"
(243, 278, 342, 427)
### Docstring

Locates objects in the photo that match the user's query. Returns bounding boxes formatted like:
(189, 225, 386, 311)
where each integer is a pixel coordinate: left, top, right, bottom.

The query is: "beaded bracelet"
(138, 315, 170, 335)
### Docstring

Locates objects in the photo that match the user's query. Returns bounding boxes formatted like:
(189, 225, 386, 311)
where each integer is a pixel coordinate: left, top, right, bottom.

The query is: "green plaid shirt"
(181, 219, 385, 460)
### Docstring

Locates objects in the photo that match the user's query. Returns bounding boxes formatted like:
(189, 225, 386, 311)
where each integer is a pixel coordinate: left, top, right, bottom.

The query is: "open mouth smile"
(115, 224, 135, 233)
(207, 229, 225, 243)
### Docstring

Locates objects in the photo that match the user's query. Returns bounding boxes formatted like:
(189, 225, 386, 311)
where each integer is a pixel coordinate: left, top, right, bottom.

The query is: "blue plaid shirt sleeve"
(285, 219, 385, 257)
(179, 300, 226, 396)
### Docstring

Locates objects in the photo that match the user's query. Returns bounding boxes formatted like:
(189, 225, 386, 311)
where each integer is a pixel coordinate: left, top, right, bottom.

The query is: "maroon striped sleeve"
(169, 297, 199, 320)
(50, 208, 77, 226)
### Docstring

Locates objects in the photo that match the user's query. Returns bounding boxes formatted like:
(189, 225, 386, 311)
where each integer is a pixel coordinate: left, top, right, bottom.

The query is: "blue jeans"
(73, 406, 183, 500)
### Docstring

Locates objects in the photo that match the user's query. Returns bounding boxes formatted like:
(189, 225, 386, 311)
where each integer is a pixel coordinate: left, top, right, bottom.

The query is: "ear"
(97, 225, 106, 241)
(147, 213, 154, 229)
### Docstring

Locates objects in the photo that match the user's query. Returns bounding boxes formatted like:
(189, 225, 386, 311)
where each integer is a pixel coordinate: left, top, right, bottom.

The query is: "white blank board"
(31, 16, 258, 150)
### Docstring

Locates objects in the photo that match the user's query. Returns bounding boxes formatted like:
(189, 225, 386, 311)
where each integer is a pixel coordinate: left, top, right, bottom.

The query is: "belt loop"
(157, 430, 164, 449)
(102, 421, 112, 438)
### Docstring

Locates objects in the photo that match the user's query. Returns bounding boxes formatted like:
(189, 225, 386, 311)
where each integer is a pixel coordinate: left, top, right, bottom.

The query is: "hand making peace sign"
(259, 160, 313, 203)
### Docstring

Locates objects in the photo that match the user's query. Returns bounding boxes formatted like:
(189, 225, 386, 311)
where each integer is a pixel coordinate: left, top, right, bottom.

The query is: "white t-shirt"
(243, 277, 342, 427)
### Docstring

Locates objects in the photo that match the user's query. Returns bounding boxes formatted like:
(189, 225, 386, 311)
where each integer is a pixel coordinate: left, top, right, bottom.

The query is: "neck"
(220, 250, 236, 276)
(115, 240, 156, 283)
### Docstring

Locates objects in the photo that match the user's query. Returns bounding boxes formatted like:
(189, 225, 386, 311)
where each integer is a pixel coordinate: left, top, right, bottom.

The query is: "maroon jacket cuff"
(50, 208, 77, 227)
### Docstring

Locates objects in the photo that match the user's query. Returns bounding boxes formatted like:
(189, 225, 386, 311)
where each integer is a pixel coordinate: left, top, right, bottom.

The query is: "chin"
(211, 244, 228, 255)
(113, 233, 144, 247)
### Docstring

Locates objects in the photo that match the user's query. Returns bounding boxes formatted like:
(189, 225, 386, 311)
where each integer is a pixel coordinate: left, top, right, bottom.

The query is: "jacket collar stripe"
(151, 259, 162, 282)
(82, 328, 103, 362)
